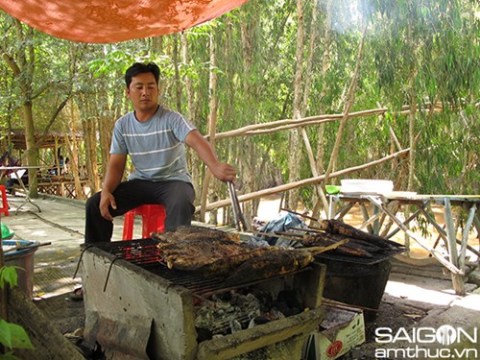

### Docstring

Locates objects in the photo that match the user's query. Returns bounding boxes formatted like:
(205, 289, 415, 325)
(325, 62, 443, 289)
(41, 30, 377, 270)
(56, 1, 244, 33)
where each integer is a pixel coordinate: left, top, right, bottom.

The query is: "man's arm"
(99, 153, 127, 221)
(185, 130, 236, 182)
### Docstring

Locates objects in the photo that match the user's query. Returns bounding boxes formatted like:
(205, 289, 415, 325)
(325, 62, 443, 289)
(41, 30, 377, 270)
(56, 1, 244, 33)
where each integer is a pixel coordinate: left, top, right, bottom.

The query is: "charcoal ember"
(273, 290, 302, 317)
(262, 308, 286, 321)
(230, 319, 242, 333)
(249, 288, 274, 312)
(214, 291, 233, 302)
(277, 290, 299, 308)
(247, 316, 271, 329)
(230, 292, 254, 307)
(274, 301, 301, 317)
(194, 286, 308, 340)
(194, 290, 262, 338)
(252, 316, 270, 325)
(196, 327, 213, 342)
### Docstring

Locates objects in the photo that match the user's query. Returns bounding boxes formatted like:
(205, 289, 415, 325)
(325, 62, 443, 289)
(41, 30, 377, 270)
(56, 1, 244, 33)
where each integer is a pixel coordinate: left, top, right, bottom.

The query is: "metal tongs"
(227, 181, 248, 232)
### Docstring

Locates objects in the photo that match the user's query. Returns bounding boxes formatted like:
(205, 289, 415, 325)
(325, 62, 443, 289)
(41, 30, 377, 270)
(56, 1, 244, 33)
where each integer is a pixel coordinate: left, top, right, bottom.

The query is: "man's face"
(126, 72, 159, 113)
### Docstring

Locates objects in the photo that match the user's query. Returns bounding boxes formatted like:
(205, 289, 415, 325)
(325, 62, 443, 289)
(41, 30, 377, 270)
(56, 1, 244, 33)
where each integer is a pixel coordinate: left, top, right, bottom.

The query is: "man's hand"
(210, 162, 236, 182)
(99, 191, 117, 221)
(98, 153, 125, 221)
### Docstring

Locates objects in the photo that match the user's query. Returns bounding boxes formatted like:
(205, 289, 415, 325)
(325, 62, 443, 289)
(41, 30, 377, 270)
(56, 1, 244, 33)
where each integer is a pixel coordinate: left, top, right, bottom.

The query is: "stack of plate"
(340, 179, 394, 194)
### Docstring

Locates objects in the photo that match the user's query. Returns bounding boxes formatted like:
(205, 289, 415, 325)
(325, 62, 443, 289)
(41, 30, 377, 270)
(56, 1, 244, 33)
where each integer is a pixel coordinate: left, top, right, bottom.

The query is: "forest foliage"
(0, 0, 479, 219)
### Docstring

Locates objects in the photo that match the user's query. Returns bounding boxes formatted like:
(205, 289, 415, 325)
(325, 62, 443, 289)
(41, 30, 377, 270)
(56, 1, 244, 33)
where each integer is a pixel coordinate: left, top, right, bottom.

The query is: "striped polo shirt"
(110, 106, 196, 183)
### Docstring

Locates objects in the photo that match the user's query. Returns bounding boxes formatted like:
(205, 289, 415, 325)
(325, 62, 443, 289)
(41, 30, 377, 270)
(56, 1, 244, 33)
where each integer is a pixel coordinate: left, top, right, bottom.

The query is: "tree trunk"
(238, 5, 260, 222)
(181, 33, 195, 121)
(407, 73, 417, 192)
(287, 0, 305, 210)
(315, 0, 333, 176)
(200, 33, 218, 223)
(324, 24, 367, 184)
(151, 36, 163, 54)
(172, 34, 182, 113)
(22, 100, 39, 197)
(298, 1, 328, 214)
(2, 22, 40, 197)
(180, 32, 203, 199)
(80, 94, 101, 194)
(65, 102, 84, 199)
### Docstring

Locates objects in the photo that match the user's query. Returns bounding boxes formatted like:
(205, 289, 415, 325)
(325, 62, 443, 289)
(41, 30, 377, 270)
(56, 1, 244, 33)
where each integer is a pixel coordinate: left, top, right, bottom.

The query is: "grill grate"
(93, 238, 163, 266)
(89, 239, 311, 299)
(91, 239, 248, 297)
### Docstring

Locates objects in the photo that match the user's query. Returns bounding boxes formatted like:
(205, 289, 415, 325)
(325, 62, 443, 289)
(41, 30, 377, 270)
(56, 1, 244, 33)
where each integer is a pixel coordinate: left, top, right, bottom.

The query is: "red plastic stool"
(0, 185, 9, 216)
(122, 204, 166, 240)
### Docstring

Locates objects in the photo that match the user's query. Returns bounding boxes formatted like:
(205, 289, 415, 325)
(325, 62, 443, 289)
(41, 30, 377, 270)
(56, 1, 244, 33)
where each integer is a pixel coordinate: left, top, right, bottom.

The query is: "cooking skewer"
(228, 182, 240, 230)
(227, 181, 248, 232)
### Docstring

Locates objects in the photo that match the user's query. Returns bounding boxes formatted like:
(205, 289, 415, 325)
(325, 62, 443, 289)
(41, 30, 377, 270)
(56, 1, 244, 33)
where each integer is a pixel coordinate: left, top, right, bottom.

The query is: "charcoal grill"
(88, 239, 314, 295)
(311, 237, 403, 321)
(81, 239, 326, 359)
(263, 221, 405, 321)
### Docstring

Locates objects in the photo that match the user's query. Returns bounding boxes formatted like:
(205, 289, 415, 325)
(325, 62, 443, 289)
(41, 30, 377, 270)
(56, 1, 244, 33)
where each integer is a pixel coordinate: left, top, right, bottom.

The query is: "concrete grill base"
(197, 308, 324, 360)
(81, 245, 326, 359)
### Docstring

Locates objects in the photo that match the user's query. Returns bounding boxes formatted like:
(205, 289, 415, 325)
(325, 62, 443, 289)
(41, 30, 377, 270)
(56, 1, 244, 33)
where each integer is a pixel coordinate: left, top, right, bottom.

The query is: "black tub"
(316, 257, 392, 322)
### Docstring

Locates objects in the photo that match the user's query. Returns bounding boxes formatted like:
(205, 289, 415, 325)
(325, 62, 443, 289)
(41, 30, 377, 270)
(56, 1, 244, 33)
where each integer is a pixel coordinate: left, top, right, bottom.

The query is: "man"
(5, 168, 29, 195)
(0, 151, 26, 195)
(85, 62, 236, 243)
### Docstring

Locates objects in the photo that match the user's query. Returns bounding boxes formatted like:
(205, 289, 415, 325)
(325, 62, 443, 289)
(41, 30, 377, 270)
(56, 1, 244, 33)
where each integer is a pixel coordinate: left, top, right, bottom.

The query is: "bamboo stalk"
(324, 22, 367, 185)
(196, 148, 410, 213)
(208, 104, 443, 141)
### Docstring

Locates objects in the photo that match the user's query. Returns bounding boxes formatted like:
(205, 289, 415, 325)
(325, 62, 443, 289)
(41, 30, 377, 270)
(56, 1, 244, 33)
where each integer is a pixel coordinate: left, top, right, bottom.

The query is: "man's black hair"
(125, 62, 160, 88)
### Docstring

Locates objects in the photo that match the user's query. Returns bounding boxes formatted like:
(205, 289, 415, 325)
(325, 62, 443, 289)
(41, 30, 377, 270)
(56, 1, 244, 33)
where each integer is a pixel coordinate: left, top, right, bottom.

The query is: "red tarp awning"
(0, 0, 249, 43)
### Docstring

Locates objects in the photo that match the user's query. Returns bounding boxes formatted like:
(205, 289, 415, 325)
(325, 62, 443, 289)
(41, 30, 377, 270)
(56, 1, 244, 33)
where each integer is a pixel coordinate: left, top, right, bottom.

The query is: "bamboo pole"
(208, 105, 442, 141)
(209, 108, 387, 140)
(196, 148, 409, 213)
(324, 23, 367, 185)
(199, 33, 218, 222)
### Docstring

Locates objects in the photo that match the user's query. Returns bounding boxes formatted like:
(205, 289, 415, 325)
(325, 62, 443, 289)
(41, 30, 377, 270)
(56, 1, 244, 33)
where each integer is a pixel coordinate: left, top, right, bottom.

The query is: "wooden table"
(38, 178, 89, 199)
(0, 166, 42, 213)
(328, 192, 480, 295)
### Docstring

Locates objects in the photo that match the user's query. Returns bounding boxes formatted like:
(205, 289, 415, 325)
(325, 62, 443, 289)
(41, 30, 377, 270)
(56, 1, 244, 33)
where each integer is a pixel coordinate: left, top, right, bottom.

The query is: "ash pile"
(194, 288, 303, 342)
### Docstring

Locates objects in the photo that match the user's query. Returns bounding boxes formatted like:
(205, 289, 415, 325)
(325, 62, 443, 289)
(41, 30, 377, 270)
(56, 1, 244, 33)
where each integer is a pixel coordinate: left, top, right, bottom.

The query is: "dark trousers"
(85, 179, 195, 243)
